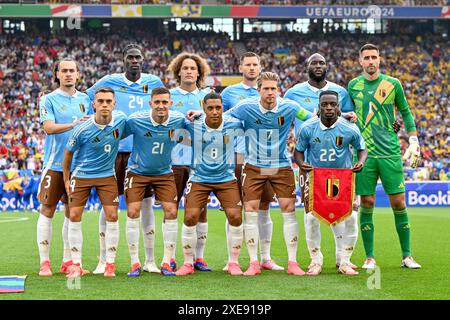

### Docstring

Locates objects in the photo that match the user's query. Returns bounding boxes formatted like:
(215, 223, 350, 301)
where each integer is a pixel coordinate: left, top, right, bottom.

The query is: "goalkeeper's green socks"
(360, 206, 375, 258)
(393, 208, 411, 258)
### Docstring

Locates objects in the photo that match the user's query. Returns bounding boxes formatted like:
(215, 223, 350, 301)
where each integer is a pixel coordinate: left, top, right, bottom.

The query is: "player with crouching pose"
(176, 92, 246, 276)
(62, 87, 127, 278)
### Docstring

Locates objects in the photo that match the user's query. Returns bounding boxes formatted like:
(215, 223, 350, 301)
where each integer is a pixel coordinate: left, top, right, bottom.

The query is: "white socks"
(37, 214, 52, 263)
(105, 221, 119, 264)
(305, 212, 323, 265)
(258, 209, 273, 261)
(332, 218, 345, 264)
(68, 221, 82, 265)
(162, 219, 178, 264)
(282, 211, 299, 262)
(126, 217, 140, 266)
(340, 210, 358, 265)
(228, 224, 243, 263)
(62, 216, 71, 262)
(99, 208, 107, 262)
(244, 212, 259, 262)
(181, 224, 197, 265)
(140, 197, 156, 263)
(195, 222, 208, 260)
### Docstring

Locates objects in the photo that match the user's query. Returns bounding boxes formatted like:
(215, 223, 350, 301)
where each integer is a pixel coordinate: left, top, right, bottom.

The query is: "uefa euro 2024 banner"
(2, 181, 448, 211)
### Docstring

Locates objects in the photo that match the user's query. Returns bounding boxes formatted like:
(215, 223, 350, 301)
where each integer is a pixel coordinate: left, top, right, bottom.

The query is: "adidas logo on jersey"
(356, 92, 364, 98)
(255, 119, 263, 125)
(313, 137, 321, 143)
(237, 200, 242, 206)
(144, 131, 153, 137)
(91, 137, 100, 143)
(176, 101, 183, 107)
(113, 197, 119, 203)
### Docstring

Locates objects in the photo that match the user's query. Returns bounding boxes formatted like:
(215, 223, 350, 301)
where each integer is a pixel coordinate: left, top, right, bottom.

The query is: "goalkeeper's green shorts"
(356, 156, 406, 195)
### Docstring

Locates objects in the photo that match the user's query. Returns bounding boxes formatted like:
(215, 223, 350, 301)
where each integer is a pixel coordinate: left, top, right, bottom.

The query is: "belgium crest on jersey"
(223, 135, 229, 144)
(79, 103, 85, 113)
(143, 84, 148, 93)
(336, 136, 343, 147)
(169, 129, 174, 139)
(278, 116, 284, 126)
(113, 129, 119, 139)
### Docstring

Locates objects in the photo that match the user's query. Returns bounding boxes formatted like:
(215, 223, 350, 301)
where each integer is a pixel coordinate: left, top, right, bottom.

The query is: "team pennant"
(304, 168, 355, 226)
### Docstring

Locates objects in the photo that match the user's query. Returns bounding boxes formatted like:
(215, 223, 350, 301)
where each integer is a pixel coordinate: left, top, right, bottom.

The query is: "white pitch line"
(0, 216, 30, 224)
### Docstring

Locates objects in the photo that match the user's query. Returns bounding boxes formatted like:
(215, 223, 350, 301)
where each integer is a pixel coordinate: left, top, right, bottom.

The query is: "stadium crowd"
(0, 29, 448, 182)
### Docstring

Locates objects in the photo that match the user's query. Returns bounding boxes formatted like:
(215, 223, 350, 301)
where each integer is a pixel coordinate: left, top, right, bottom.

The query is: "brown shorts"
(298, 169, 308, 203)
(235, 164, 274, 203)
(116, 152, 152, 197)
(185, 180, 242, 209)
(69, 176, 119, 208)
(124, 171, 178, 204)
(38, 169, 68, 205)
(172, 165, 190, 203)
(242, 164, 296, 201)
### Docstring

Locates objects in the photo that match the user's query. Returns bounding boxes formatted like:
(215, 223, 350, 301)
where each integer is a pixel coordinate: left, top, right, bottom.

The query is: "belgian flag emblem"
(278, 116, 284, 126)
(169, 129, 174, 139)
(326, 178, 340, 199)
(143, 84, 148, 93)
(79, 103, 85, 113)
(113, 129, 119, 139)
(223, 135, 229, 144)
(336, 136, 343, 147)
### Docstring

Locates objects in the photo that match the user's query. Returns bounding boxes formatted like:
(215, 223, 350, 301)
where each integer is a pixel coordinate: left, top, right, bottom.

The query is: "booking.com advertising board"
(1, 181, 449, 211)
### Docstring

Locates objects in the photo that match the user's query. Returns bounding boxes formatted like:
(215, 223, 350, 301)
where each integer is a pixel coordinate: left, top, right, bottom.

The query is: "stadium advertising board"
(0, 4, 449, 19)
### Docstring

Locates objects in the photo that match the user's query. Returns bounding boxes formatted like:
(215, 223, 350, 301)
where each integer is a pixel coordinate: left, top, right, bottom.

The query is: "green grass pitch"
(0, 208, 448, 300)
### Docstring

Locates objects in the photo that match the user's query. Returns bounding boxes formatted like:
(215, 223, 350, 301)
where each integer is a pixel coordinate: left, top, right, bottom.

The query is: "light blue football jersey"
(284, 81, 355, 137)
(39, 89, 92, 172)
(221, 82, 259, 112)
(227, 97, 311, 168)
(86, 73, 164, 153)
(124, 110, 186, 176)
(186, 114, 244, 183)
(170, 87, 210, 166)
(221, 83, 259, 154)
(295, 116, 365, 169)
(67, 111, 127, 178)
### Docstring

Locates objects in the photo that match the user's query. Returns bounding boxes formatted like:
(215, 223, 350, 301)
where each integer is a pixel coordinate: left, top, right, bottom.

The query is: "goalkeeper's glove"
(402, 136, 421, 168)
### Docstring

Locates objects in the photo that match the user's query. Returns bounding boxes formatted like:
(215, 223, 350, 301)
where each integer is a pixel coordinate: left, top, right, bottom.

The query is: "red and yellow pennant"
(305, 167, 355, 226)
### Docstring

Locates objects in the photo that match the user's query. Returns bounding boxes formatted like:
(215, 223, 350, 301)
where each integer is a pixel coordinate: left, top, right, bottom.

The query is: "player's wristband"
(409, 136, 419, 145)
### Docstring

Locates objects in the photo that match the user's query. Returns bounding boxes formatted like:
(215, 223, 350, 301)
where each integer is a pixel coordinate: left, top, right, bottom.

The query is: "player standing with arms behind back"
(37, 59, 91, 276)
(86, 44, 164, 274)
(348, 44, 421, 269)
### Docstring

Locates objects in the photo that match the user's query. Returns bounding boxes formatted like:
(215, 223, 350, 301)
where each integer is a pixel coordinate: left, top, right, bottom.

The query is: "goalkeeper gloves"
(402, 136, 421, 168)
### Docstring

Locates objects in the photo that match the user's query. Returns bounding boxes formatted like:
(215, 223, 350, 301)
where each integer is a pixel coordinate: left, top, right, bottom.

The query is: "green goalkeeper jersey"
(348, 73, 416, 158)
